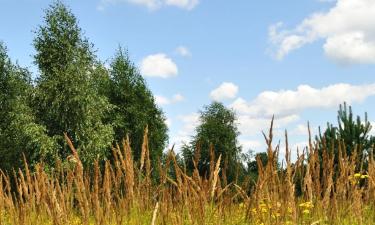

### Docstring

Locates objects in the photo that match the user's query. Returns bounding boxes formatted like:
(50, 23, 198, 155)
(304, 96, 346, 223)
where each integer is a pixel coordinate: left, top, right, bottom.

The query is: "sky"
(1, 0, 375, 159)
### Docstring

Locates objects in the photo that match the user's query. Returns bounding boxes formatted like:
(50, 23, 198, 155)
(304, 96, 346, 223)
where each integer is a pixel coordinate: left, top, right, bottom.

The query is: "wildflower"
(354, 173, 361, 178)
(299, 201, 313, 209)
(251, 208, 257, 214)
(303, 209, 310, 215)
(361, 174, 369, 179)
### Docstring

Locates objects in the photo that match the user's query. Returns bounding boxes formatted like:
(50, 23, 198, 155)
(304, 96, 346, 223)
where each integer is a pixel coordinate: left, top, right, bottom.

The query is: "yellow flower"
(299, 201, 313, 209)
(361, 174, 369, 179)
(303, 209, 310, 215)
(354, 173, 361, 178)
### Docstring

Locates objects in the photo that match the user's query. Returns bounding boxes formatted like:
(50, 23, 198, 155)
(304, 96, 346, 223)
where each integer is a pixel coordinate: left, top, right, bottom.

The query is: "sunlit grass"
(1, 125, 375, 224)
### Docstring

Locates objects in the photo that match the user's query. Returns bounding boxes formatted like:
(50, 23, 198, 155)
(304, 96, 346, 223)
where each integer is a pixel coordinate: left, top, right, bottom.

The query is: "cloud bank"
(269, 0, 375, 64)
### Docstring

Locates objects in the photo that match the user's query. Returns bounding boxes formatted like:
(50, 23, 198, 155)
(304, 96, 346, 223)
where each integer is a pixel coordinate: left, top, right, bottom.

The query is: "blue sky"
(1, 0, 375, 157)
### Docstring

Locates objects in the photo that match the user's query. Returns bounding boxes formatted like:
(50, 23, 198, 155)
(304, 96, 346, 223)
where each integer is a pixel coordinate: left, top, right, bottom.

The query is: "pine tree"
(317, 102, 375, 169)
(33, 2, 113, 165)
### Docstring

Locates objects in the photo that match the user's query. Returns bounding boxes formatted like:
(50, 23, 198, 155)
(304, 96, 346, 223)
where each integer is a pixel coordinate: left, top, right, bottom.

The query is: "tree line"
(1, 2, 375, 186)
(0, 2, 167, 172)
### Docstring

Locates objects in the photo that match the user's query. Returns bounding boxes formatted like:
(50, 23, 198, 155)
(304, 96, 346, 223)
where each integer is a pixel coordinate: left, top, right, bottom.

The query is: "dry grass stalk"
(211, 154, 222, 200)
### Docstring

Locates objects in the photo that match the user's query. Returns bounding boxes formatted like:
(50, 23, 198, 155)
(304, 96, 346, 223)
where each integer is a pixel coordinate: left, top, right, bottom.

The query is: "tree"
(317, 102, 375, 168)
(106, 48, 168, 170)
(182, 102, 242, 183)
(0, 42, 56, 171)
(33, 2, 113, 165)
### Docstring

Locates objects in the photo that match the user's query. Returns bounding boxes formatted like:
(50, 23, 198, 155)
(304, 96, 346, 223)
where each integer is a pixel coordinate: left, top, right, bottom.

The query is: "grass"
(1, 123, 375, 225)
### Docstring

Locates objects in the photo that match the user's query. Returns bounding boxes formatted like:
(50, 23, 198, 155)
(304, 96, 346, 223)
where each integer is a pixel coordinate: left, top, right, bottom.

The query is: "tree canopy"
(106, 47, 168, 167)
(32, 2, 114, 166)
(0, 43, 56, 171)
(182, 102, 242, 183)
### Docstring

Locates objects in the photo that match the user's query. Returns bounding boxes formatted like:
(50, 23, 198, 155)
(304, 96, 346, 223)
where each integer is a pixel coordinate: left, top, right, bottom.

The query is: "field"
(1, 126, 375, 225)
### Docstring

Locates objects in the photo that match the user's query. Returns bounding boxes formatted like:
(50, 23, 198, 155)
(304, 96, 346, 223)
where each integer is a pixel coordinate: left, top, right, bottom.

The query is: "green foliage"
(0, 43, 57, 171)
(33, 2, 113, 165)
(106, 47, 168, 168)
(317, 102, 375, 167)
(182, 102, 242, 183)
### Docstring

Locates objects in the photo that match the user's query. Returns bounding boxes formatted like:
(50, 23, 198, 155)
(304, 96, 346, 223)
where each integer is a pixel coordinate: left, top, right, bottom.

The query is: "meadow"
(0, 123, 374, 225)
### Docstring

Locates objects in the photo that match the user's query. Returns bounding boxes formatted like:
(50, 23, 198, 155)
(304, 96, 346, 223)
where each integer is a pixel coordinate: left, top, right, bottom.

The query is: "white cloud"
(129, 0, 162, 9)
(169, 113, 200, 150)
(237, 114, 300, 136)
(240, 139, 263, 151)
(140, 53, 178, 78)
(291, 124, 311, 136)
(269, 0, 375, 64)
(155, 94, 185, 106)
(99, 0, 198, 10)
(229, 83, 375, 139)
(165, 118, 172, 128)
(175, 46, 192, 57)
(165, 0, 199, 10)
(230, 83, 375, 118)
(210, 82, 239, 101)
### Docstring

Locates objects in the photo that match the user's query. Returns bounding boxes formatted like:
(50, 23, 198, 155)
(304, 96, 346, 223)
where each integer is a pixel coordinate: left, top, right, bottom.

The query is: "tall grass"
(1, 122, 375, 225)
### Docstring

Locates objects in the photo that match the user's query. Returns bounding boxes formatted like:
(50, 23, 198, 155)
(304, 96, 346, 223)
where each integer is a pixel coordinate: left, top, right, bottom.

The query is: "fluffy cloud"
(237, 114, 300, 136)
(240, 139, 263, 152)
(210, 82, 239, 101)
(269, 0, 375, 64)
(165, 0, 199, 10)
(169, 113, 200, 150)
(230, 83, 375, 118)
(175, 46, 192, 57)
(140, 53, 178, 78)
(165, 118, 172, 128)
(155, 94, 184, 106)
(229, 83, 375, 139)
(98, 0, 198, 10)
